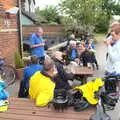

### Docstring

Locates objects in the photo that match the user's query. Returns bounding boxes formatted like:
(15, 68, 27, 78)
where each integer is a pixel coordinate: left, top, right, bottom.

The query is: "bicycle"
(0, 57, 16, 87)
(89, 75, 120, 120)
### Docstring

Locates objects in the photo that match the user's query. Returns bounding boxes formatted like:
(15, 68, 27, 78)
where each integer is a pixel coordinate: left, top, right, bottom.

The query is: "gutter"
(18, 0, 23, 58)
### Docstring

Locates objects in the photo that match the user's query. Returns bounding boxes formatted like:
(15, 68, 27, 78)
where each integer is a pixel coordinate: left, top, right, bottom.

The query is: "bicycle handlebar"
(104, 75, 120, 81)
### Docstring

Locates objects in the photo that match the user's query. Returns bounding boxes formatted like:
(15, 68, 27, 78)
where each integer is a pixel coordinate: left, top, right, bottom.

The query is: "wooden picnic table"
(71, 66, 94, 84)
(73, 67, 94, 76)
(0, 97, 95, 120)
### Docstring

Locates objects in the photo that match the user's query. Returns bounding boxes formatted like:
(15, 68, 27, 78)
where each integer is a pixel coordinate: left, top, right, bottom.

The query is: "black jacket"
(80, 50, 95, 66)
(53, 59, 74, 90)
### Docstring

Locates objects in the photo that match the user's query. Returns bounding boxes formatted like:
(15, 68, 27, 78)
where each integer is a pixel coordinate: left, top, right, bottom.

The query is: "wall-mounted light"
(4, 7, 19, 28)
(6, 7, 19, 14)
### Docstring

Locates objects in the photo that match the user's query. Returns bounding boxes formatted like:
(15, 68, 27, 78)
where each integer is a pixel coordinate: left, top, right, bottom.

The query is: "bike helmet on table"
(74, 99, 92, 112)
(52, 89, 69, 111)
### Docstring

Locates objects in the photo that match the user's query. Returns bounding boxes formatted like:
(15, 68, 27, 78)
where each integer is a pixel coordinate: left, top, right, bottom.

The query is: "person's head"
(110, 21, 120, 29)
(30, 55, 38, 64)
(80, 40, 85, 45)
(69, 40, 77, 48)
(77, 44, 86, 52)
(36, 27, 44, 36)
(111, 26, 120, 41)
(88, 39, 93, 44)
(52, 51, 63, 61)
(43, 58, 57, 77)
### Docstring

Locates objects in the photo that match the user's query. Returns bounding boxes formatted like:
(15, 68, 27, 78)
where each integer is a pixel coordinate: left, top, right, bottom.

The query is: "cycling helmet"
(101, 92, 118, 111)
(52, 89, 69, 111)
(104, 76, 117, 93)
(74, 99, 92, 112)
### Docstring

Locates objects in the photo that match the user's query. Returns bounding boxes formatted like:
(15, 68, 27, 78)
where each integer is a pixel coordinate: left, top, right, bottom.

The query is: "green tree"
(60, 0, 102, 35)
(35, 6, 61, 24)
(95, 0, 120, 33)
(59, 0, 120, 34)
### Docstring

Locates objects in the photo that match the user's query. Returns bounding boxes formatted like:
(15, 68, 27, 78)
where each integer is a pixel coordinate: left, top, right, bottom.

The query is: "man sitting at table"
(77, 44, 98, 70)
(18, 56, 43, 98)
(29, 58, 57, 106)
(52, 51, 75, 90)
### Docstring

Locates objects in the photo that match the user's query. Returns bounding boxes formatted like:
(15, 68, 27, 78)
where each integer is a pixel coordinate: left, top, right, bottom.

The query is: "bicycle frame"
(0, 58, 16, 87)
(0, 59, 5, 73)
(0, 59, 4, 66)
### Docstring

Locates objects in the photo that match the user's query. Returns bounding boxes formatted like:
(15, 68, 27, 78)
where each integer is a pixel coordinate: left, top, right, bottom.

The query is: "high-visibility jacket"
(29, 72, 55, 106)
(75, 78, 104, 105)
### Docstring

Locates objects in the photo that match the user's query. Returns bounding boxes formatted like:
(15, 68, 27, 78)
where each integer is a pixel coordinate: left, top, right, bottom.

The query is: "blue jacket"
(30, 33, 45, 57)
(23, 64, 43, 89)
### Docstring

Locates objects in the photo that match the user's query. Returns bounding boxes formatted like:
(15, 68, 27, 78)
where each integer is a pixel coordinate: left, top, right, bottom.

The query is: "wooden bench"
(0, 98, 95, 120)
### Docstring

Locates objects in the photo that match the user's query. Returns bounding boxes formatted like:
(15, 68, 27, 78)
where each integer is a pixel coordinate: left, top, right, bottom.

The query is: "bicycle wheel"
(1, 65, 16, 86)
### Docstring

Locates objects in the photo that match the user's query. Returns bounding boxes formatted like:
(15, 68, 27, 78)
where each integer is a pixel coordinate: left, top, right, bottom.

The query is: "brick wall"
(23, 25, 65, 37)
(0, 0, 19, 65)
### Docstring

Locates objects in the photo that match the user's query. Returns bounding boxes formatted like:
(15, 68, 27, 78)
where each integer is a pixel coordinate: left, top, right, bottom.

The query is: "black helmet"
(52, 89, 69, 111)
(74, 99, 92, 112)
(101, 92, 118, 111)
(104, 76, 117, 93)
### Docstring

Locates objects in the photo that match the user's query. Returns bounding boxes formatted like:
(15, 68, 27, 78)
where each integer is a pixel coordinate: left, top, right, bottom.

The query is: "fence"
(22, 25, 66, 52)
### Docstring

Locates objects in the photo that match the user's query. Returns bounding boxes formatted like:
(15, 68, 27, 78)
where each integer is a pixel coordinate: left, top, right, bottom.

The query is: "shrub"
(14, 51, 24, 69)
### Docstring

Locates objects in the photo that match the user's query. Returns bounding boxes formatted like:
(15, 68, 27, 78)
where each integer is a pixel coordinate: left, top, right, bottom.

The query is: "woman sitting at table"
(85, 39, 99, 70)
(77, 44, 97, 69)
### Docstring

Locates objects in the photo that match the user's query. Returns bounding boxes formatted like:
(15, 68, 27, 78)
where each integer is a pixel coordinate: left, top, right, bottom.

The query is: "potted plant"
(14, 51, 24, 80)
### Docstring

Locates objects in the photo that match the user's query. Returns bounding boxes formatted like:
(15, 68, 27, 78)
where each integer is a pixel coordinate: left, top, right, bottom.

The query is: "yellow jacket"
(75, 78, 104, 105)
(29, 71, 55, 106)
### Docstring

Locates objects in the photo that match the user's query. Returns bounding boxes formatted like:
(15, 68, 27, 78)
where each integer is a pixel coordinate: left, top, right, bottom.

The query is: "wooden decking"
(0, 98, 95, 120)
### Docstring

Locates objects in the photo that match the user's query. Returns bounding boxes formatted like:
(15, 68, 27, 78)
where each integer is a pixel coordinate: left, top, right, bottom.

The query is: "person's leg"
(95, 60, 99, 70)
(18, 80, 25, 97)
(18, 80, 28, 98)
(92, 63, 95, 70)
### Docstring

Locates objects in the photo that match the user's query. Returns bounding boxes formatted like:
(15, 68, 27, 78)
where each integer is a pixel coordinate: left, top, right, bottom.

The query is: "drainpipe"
(18, 0, 23, 58)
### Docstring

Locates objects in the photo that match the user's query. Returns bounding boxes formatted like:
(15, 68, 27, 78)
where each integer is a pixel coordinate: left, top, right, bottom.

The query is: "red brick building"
(0, 0, 19, 65)
(0, 0, 65, 65)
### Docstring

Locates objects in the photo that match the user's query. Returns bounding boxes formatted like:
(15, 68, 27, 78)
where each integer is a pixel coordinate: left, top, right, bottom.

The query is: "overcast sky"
(35, 0, 60, 9)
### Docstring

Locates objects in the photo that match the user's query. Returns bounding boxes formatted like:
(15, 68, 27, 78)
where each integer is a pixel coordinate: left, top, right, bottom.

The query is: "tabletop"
(0, 97, 95, 120)
(73, 67, 94, 76)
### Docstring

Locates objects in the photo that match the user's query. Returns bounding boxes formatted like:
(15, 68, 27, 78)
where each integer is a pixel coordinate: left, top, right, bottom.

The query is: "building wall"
(30, 0, 35, 12)
(24, 0, 35, 13)
(24, 0, 29, 12)
(0, 0, 19, 65)
(21, 14, 34, 25)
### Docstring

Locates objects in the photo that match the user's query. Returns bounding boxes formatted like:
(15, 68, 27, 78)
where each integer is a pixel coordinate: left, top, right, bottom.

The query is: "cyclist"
(18, 56, 43, 98)
(104, 25, 120, 94)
